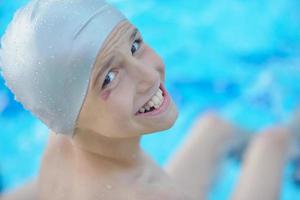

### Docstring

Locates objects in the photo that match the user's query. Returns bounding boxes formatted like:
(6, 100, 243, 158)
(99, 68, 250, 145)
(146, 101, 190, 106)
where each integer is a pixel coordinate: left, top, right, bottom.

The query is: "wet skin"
(38, 20, 193, 200)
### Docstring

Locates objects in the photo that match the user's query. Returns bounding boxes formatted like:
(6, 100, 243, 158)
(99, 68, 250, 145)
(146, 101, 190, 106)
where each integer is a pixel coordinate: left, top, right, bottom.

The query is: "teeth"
(148, 101, 154, 107)
(152, 96, 160, 105)
(145, 105, 150, 111)
(139, 87, 165, 113)
(156, 93, 163, 101)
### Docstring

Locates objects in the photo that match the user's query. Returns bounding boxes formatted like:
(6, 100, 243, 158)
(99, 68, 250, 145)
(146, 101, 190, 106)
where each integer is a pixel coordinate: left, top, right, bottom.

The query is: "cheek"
(100, 90, 112, 101)
(106, 103, 135, 135)
(108, 92, 134, 119)
(101, 77, 137, 132)
(111, 101, 133, 120)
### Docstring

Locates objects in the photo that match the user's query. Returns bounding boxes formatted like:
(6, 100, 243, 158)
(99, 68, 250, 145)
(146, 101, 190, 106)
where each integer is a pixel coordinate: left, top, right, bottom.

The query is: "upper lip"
(135, 81, 161, 114)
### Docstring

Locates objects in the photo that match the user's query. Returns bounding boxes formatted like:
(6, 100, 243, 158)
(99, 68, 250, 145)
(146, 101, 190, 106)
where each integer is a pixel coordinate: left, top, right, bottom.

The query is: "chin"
(143, 103, 179, 135)
(163, 104, 179, 129)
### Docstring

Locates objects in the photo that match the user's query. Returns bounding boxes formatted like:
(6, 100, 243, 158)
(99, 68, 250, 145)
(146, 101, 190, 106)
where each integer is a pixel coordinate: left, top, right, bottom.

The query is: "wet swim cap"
(0, 0, 126, 137)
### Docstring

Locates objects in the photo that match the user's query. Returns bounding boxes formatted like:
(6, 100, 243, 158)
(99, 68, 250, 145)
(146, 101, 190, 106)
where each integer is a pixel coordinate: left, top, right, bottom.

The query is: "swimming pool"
(1, 0, 300, 199)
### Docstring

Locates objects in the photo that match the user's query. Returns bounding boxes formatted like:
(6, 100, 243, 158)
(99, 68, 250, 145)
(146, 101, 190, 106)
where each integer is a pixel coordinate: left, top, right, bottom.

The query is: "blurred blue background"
(1, 0, 300, 199)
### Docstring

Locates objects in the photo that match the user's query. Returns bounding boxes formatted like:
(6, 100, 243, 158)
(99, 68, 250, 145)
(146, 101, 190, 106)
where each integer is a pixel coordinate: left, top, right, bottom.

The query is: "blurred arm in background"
(165, 111, 292, 200)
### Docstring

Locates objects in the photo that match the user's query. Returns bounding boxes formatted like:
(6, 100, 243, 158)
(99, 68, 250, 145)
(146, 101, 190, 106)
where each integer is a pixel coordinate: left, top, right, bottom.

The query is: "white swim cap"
(0, 0, 126, 137)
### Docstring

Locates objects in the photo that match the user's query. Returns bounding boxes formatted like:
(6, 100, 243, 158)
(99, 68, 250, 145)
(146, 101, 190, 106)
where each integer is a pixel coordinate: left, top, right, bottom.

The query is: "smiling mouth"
(135, 84, 169, 116)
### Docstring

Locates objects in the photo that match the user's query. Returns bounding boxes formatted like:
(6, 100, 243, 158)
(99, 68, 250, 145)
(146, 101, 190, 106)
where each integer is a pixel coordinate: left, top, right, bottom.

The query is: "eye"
(131, 39, 142, 55)
(102, 71, 117, 89)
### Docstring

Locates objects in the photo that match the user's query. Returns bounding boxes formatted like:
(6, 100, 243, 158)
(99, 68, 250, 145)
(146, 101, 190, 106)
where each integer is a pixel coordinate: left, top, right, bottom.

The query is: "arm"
(231, 127, 290, 200)
(164, 113, 241, 199)
(164, 112, 290, 200)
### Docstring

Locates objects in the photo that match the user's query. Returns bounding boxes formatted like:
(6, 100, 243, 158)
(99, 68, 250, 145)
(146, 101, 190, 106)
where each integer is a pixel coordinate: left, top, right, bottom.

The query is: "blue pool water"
(1, 0, 300, 199)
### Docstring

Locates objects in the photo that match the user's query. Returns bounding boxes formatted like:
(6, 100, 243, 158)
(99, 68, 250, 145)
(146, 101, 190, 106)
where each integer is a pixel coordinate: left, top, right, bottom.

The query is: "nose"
(131, 60, 159, 94)
(129, 45, 164, 94)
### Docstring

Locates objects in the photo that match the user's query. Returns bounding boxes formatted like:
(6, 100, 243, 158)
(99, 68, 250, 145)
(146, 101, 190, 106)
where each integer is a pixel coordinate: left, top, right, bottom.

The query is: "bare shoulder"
(126, 153, 196, 200)
(38, 133, 75, 200)
(129, 160, 196, 200)
(38, 136, 195, 200)
(72, 158, 195, 200)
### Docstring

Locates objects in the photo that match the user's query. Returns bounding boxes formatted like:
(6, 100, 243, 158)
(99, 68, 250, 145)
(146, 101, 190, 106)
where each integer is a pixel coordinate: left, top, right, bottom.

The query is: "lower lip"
(136, 84, 170, 117)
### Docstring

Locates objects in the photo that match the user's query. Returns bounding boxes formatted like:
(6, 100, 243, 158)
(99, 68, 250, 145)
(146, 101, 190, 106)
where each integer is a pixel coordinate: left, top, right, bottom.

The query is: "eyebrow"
(92, 55, 115, 90)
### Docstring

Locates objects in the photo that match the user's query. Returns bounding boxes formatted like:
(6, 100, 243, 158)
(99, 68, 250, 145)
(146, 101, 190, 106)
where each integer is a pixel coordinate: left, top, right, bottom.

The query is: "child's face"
(76, 21, 178, 138)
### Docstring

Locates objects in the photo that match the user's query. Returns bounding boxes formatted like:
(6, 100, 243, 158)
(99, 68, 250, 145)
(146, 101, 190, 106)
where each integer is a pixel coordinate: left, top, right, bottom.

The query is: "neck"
(72, 128, 143, 165)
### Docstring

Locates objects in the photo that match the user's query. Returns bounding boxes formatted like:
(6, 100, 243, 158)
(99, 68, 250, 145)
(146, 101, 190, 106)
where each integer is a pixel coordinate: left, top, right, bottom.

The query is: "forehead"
(94, 21, 135, 67)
